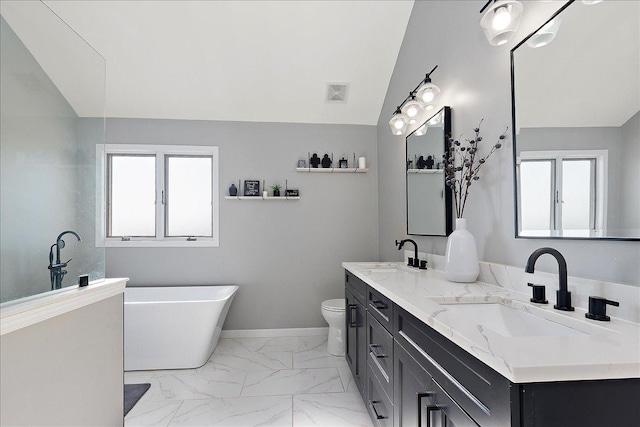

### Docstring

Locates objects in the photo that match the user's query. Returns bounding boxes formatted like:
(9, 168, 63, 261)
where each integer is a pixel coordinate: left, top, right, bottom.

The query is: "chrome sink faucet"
(525, 247, 574, 311)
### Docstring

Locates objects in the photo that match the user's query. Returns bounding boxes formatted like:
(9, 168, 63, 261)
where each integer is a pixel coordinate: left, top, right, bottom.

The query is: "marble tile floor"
(124, 335, 373, 427)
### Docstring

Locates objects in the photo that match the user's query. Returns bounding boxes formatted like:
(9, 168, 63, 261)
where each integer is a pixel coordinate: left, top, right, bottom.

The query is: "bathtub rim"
(124, 285, 239, 304)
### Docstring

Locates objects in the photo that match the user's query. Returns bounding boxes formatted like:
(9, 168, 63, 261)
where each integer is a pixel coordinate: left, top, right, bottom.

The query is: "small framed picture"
(243, 180, 260, 196)
(339, 158, 348, 169)
(297, 159, 306, 168)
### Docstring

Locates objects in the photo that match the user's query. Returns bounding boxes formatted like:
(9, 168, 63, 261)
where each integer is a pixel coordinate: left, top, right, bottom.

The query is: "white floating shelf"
(407, 169, 444, 174)
(225, 196, 300, 200)
(296, 168, 368, 173)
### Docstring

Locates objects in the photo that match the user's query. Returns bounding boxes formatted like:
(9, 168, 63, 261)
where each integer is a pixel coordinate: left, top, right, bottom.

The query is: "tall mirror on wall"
(511, 0, 639, 240)
(406, 106, 452, 236)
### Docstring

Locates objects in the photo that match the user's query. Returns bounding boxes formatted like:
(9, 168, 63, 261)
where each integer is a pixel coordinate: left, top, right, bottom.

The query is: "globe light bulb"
(493, 5, 512, 31)
(389, 112, 409, 136)
(401, 98, 423, 124)
(421, 89, 435, 103)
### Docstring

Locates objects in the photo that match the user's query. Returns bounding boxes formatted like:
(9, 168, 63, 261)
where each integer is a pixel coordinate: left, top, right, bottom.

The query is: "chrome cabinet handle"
(369, 400, 386, 420)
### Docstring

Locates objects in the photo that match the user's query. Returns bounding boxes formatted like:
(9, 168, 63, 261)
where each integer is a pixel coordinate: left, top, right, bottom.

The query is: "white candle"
(358, 157, 366, 169)
(263, 191, 268, 198)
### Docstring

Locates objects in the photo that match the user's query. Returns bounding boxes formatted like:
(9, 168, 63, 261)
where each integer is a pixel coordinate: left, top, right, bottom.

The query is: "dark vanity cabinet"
(345, 271, 367, 395)
(345, 271, 640, 427)
(395, 305, 640, 427)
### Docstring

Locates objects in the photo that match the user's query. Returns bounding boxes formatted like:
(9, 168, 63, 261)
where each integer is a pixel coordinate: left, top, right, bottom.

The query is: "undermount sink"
(440, 302, 603, 338)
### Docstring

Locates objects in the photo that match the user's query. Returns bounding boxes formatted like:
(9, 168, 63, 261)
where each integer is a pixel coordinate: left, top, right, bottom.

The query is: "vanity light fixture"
(401, 95, 423, 124)
(479, 0, 524, 46)
(526, 18, 562, 48)
(389, 65, 440, 136)
(581, 0, 603, 4)
(389, 108, 409, 136)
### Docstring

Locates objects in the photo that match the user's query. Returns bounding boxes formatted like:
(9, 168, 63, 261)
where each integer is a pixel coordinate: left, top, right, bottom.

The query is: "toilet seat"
(321, 299, 345, 312)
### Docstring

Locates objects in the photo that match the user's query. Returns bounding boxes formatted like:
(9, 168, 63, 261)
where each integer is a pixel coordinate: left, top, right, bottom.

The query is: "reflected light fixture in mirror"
(526, 18, 562, 48)
(581, 1, 603, 4)
(414, 123, 428, 136)
(480, 0, 524, 46)
(389, 65, 440, 136)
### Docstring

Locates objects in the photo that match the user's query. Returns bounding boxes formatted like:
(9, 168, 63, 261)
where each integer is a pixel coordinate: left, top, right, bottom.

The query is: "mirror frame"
(405, 106, 453, 236)
(510, 0, 640, 242)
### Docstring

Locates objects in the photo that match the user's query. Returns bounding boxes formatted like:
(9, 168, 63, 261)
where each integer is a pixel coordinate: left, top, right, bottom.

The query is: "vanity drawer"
(367, 312, 393, 400)
(366, 363, 394, 427)
(345, 270, 366, 304)
(432, 378, 479, 427)
(368, 286, 393, 332)
(394, 306, 513, 427)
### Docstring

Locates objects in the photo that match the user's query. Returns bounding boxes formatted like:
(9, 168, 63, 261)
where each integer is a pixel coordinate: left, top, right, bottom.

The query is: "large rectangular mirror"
(406, 106, 452, 236)
(511, 0, 639, 240)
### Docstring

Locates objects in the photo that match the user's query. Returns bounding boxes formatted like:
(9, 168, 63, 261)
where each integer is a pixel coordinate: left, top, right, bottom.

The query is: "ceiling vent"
(326, 83, 349, 103)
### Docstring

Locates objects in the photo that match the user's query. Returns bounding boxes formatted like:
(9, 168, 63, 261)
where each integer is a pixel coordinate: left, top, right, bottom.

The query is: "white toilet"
(321, 298, 346, 356)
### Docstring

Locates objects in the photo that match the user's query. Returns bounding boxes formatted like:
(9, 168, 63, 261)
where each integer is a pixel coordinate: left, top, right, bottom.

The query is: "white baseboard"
(221, 327, 329, 339)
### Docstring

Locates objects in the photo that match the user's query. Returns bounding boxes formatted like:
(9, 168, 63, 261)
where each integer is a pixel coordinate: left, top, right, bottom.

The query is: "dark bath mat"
(124, 383, 151, 416)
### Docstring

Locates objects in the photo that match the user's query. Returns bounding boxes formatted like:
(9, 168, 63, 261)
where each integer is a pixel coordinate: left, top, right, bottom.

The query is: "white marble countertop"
(343, 262, 640, 384)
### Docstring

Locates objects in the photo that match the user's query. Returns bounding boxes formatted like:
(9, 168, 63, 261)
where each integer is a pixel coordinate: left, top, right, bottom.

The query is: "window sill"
(105, 239, 218, 248)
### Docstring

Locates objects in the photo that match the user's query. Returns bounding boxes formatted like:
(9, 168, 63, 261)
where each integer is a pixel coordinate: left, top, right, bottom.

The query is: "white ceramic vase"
(444, 218, 480, 283)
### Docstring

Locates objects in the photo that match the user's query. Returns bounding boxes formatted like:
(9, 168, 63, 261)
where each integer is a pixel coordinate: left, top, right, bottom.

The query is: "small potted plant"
(270, 184, 282, 197)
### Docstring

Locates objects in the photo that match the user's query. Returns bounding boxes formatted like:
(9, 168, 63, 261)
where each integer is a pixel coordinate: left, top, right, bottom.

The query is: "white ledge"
(0, 278, 128, 335)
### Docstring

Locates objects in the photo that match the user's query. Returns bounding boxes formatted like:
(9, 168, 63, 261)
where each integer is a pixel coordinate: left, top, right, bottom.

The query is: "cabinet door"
(345, 289, 357, 377)
(346, 289, 366, 397)
(394, 342, 433, 427)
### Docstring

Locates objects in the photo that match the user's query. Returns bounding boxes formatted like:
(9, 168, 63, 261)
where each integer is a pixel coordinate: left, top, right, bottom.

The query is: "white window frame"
(517, 149, 607, 233)
(98, 144, 219, 247)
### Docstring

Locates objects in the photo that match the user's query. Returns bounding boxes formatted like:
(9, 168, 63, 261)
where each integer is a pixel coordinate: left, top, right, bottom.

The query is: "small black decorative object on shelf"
(229, 184, 238, 196)
(286, 189, 299, 197)
(310, 153, 321, 168)
(243, 180, 260, 196)
(321, 154, 332, 168)
(339, 157, 348, 168)
(426, 155, 434, 169)
(416, 155, 426, 169)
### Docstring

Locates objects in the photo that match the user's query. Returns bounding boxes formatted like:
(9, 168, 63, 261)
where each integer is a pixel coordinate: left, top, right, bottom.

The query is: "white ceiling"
(1, 0, 414, 125)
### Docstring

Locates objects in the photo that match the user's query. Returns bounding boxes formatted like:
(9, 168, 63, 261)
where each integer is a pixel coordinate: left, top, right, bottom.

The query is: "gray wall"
(105, 118, 378, 329)
(377, 1, 639, 286)
(1, 295, 124, 426)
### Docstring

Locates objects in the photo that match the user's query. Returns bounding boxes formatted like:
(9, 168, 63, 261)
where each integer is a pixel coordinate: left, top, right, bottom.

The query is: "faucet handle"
(586, 296, 619, 322)
(527, 283, 548, 304)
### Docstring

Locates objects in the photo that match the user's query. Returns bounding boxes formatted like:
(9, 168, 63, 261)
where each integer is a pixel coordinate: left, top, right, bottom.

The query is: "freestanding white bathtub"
(124, 285, 238, 371)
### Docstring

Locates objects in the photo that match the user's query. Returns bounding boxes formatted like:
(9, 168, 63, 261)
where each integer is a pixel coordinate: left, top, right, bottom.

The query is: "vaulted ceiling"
(1, 1, 414, 125)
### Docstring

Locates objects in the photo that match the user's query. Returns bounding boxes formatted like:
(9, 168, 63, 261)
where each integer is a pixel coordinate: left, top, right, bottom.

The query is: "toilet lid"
(322, 298, 345, 312)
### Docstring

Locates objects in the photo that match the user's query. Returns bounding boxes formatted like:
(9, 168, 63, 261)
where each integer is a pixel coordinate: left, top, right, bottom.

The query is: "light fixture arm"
(479, 0, 495, 14)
